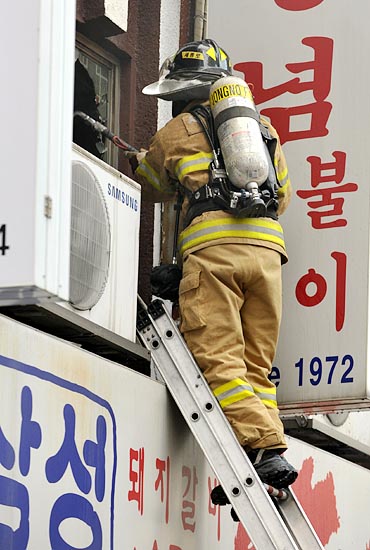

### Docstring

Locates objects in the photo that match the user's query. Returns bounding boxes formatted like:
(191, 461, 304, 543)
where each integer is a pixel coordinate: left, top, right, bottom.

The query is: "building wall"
(75, 0, 195, 302)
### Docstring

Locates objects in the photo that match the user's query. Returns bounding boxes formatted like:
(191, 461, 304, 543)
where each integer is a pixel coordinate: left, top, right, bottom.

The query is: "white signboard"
(0, 315, 235, 549)
(0, 0, 75, 298)
(1, 315, 370, 548)
(208, 0, 370, 412)
(0, 2, 40, 284)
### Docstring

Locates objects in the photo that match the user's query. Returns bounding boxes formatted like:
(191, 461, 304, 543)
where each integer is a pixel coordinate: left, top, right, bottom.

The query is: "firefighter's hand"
(129, 149, 147, 175)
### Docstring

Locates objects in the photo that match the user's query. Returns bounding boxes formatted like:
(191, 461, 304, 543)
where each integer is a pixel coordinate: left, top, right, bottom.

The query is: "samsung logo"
(108, 183, 138, 212)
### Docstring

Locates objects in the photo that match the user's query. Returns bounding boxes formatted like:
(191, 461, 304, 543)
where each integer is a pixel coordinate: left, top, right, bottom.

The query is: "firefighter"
(132, 39, 298, 490)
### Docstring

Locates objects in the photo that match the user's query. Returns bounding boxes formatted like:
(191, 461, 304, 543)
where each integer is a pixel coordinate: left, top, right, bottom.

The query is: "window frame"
(75, 33, 120, 167)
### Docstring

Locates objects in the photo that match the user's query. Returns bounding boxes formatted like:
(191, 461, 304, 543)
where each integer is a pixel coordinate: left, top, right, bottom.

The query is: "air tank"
(209, 76, 269, 189)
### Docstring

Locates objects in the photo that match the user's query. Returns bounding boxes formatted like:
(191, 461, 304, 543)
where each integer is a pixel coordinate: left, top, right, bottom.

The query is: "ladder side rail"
(139, 305, 300, 550)
(276, 489, 325, 549)
(150, 307, 324, 549)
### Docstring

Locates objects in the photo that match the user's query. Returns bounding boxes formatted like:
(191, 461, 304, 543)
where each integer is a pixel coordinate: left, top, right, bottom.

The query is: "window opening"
(73, 43, 117, 165)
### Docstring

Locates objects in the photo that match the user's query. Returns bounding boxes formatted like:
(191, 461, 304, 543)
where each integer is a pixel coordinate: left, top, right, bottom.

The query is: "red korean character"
(295, 252, 347, 331)
(308, 151, 347, 187)
(261, 101, 332, 145)
(274, 0, 324, 9)
(234, 37, 334, 144)
(152, 543, 182, 550)
(181, 465, 198, 532)
(208, 477, 221, 541)
(128, 447, 145, 514)
(297, 152, 358, 229)
(154, 456, 170, 523)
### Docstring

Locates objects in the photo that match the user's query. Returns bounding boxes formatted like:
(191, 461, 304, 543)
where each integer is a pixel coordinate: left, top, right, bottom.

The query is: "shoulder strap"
(189, 105, 219, 160)
(259, 121, 277, 161)
(171, 187, 184, 263)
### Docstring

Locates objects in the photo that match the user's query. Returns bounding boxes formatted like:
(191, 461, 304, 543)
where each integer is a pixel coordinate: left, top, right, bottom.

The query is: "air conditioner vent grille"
(70, 161, 111, 310)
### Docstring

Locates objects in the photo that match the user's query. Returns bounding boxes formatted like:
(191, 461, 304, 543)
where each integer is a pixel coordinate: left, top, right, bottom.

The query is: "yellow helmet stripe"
(206, 46, 228, 62)
(206, 46, 217, 61)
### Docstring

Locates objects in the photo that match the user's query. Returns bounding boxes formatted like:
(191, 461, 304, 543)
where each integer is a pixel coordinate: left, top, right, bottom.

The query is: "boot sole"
(256, 468, 298, 489)
(254, 455, 298, 489)
(210, 466, 298, 508)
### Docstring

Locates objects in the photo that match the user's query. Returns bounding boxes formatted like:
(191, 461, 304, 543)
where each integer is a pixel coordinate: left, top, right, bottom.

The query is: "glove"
(150, 264, 182, 303)
(129, 149, 147, 175)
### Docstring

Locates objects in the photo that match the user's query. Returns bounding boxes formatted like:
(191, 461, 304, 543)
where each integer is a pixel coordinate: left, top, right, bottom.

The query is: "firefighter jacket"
(135, 102, 292, 263)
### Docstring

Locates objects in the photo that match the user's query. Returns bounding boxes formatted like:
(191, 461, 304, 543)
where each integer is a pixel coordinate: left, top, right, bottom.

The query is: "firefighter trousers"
(179, 242, 287, 450)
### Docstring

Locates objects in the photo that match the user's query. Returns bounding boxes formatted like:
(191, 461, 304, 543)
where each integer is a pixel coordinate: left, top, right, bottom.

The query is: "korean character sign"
(0, 354, 117, 549)
(208, 0, 370, 411)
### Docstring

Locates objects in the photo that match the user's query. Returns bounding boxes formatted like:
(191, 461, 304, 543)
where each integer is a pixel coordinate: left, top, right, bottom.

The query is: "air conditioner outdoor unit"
(0, 145, 141, 342)
(0, 2, 142, 343)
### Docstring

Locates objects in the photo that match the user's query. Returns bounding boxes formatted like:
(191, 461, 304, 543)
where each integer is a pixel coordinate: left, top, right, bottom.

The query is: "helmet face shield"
(142, 39, 232, 101)
(143, 77, 213, 101)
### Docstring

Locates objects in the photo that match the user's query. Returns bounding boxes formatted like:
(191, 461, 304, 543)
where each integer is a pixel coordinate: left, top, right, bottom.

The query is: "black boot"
(210, 485, 240, 522)
(210, 448, 298, 523)
(210, 484, 230, 506)
(247, 448, 298, 489)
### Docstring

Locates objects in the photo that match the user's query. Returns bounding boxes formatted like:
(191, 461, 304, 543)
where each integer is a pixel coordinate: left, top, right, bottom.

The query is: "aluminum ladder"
(137, 298, 324, 550)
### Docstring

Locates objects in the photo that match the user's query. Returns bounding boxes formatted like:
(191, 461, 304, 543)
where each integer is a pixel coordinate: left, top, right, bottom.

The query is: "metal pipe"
(194, 0, 207, 40)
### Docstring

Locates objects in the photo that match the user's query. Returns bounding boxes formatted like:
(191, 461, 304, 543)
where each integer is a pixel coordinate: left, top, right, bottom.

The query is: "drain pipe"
(194, 0, 207, 40)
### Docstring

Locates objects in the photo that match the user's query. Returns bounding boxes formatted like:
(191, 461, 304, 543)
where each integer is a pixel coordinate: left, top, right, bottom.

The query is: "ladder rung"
(137, 299, 324, 550)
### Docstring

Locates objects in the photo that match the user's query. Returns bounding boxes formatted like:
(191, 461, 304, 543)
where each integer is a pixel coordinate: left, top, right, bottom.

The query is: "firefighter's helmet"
(142, 39, 232, 101)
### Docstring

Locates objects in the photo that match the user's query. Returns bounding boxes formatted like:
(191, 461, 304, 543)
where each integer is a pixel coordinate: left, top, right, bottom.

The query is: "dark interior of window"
(73, 58, 105, 159)
(72, 44, 116, 164)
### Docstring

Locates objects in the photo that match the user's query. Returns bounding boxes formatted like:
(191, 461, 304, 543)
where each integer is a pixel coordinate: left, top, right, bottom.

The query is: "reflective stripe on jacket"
(175, 151, 214, 182)
(134, 101, 291, 259)
(178, 216, 285, 256)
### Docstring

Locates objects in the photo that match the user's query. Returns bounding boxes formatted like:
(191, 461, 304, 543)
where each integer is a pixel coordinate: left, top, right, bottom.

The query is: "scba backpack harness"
(151, 76, 282, 302)
(184, 76, 281, 226)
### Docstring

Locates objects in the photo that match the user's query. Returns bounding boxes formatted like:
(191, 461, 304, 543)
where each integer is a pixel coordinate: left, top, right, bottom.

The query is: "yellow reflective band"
(260, 398, 278, 409)
(213, 378, 255, 410)
(182, 217, 283, 239)
(220, 49, 227, 61)
(277, 179, 290, 196)
(136, 158, 161, 190)
(175, 152, 213, 181)
(179, 217, 285, 255)
(277, 165, 287, 179)
(277, 166, 289, 185)
(219, 391, 256, 409)
(253, 385, 276, 396)
(213, 378, 250, 396)
(253, 385, 278, 409)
